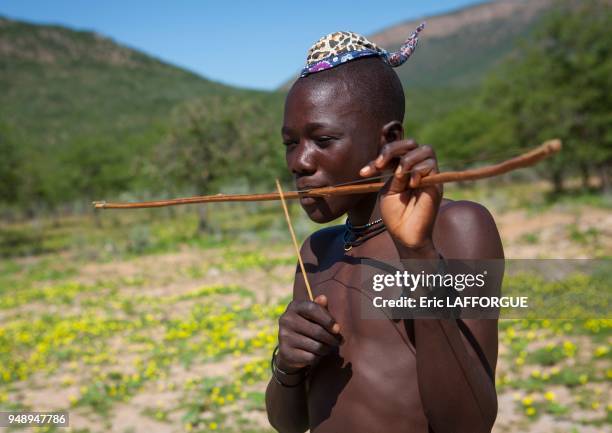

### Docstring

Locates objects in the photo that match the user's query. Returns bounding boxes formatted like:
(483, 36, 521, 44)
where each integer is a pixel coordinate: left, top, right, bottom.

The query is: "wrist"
(271, 346, 309, 388)
(274, 350, 302, 374)
(394, 237, 438, 259)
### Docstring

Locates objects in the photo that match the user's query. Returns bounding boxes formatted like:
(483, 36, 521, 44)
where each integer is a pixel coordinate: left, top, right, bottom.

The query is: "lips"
(299, 195, 319, 206)
(296, 183, 326, 191)
(296, 184, 326, 206)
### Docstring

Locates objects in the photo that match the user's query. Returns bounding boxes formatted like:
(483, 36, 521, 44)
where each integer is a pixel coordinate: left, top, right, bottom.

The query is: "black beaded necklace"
(343, 217, 387, 251)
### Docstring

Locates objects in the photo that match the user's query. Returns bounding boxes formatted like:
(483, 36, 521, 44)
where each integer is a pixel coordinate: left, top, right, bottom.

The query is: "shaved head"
(282, 56, 406, 223)
(291, 56, 405, 128)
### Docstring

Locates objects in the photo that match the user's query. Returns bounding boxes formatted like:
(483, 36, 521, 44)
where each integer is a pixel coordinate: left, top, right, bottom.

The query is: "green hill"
(369, 0, 552, 89)
(0, 0, 574, 212)
(0, 16, 241, 145)
(369, 0, 553, 129)
(0, 16, 278, 208)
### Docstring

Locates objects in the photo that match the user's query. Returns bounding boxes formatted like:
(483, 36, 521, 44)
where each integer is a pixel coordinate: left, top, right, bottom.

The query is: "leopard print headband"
(300, 23, 425, 77)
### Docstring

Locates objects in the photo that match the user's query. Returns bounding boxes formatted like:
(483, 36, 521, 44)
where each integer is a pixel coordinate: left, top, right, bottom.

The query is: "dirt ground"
(2, 202, 611, 433)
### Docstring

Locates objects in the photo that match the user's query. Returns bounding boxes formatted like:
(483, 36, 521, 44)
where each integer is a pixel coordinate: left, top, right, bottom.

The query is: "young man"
(265, 26, 503, 433)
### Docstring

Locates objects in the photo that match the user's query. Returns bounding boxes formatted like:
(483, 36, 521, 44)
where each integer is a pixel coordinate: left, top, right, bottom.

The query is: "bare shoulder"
(292, 225, 344, 301)
(433, 198, 504, 260)
(299, 225, 345, 265)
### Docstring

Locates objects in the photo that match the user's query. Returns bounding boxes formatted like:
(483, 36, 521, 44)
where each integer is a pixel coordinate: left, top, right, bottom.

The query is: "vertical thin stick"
(275, 179, 314, 301)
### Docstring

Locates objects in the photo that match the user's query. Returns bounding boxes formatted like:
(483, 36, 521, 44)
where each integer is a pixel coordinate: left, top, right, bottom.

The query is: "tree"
(0, 122, 21, 206)
(419, 104, 514, 171)
(482, 0, 612, 192)
(152, 93, 283, 231)
(60, 136, 134, 203)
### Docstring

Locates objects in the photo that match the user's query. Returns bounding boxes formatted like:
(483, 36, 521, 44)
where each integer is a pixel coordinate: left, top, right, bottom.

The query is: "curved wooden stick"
(93, 139, 561, 209)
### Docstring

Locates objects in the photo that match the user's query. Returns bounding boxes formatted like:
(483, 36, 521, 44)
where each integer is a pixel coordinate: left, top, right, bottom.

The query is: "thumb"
(314, 294, 341, 334)
(314, 294, 328, 308)
(388, 165, 411, 194)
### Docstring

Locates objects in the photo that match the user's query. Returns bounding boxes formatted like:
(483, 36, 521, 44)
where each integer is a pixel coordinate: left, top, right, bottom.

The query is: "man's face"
(282, 77, 380, 223)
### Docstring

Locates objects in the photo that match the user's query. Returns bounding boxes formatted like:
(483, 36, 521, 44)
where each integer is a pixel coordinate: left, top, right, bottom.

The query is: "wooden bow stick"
(93, 139, 561, 210)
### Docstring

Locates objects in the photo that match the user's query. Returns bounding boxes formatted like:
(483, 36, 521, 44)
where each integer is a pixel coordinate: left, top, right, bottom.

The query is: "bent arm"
(265, 237, 316, 433)
(265, 264, 311, 433)
(403, 201, 503, 433)
(413, 318, 498, 433)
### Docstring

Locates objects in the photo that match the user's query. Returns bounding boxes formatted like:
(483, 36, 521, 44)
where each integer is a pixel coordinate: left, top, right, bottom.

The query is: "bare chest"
(306, 258, 429, 432)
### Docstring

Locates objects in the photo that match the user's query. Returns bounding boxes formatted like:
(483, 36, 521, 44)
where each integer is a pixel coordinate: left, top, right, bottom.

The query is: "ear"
(379, 121, 404, 149)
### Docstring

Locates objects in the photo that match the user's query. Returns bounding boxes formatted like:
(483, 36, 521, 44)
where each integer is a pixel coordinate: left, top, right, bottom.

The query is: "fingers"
(285, 330, 335, 357)
(359, 140, 438, 188)
(404, 156, 436, 189)
(293, 299, 340, 334)
(373, 143, 437, 192)
(360, 139, 418, 177)
(277, 347, 318, 368)
(291, 314, 342, 347)
(277, 298, 342, 370)
(313, 295, 341, 332)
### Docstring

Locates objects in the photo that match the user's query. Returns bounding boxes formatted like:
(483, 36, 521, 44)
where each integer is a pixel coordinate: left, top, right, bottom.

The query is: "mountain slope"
(0, 15, 243, 150)
(0, 16, 280, 207)
(0, 1, 570, 209)
(281, 0, 553, 91)
(369, 0, 552, 89)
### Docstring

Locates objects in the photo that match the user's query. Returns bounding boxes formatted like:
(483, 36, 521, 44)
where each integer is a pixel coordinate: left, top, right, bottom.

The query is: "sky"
(1, 0, 485, 90)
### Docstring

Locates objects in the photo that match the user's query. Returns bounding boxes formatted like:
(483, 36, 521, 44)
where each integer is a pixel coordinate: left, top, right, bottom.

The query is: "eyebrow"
(281, 122, 335, 135)
(305, 122, 332, 130)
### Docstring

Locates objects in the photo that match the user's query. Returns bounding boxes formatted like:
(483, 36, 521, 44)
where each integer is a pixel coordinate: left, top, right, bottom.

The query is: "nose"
(288, 140, 317, 176)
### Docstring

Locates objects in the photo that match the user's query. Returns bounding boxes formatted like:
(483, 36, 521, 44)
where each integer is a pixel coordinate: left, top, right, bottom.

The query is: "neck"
(347, 193, 381, 226)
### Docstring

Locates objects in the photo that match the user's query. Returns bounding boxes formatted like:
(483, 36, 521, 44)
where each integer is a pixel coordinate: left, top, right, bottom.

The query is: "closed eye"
(315, 136, 335, 146)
